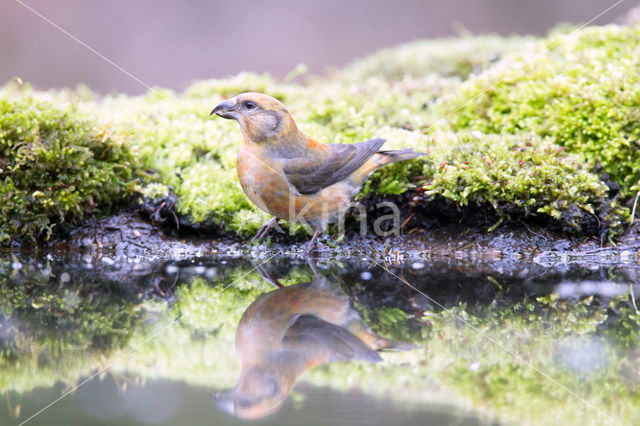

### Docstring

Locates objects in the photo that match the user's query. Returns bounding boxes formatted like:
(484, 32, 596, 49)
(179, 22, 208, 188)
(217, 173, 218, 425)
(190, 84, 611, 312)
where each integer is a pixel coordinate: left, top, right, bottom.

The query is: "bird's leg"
(257, 264, 284, 288)
(306, 257, 320, 279)
(251, 217, 277, 242)
(305, 230, 321, 256)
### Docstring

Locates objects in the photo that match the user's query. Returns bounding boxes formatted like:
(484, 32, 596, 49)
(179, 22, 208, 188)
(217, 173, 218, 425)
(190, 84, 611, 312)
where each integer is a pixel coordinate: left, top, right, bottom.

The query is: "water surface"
(0, 251, 638, 425)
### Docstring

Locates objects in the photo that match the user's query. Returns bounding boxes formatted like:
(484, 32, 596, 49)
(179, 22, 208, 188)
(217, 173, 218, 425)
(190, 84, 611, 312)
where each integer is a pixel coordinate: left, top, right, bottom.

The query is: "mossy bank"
(2, 25, 639, 246)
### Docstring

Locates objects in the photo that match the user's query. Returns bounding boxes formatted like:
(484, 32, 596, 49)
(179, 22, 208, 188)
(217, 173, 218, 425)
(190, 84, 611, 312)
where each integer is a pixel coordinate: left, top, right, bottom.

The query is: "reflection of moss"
(0, 264, 274, 393)
(0, 260, 142, 392)
(424, 295, 639, 425)
(174, 275, 269, 333)
(117, 275, 272, 388)
(0, 96, 136, 244)
(319, 294, 640, 425)
(600, 305, 640, 350)
(3, 26, 640, 241)
(0, 266, 138, 352)
(357, 305, 427, 344)
(1, 262, 639, 424)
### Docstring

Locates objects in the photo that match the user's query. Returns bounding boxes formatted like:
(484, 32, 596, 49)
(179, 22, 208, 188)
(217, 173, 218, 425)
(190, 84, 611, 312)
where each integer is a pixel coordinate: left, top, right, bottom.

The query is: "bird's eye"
(243, 100, 256, 110)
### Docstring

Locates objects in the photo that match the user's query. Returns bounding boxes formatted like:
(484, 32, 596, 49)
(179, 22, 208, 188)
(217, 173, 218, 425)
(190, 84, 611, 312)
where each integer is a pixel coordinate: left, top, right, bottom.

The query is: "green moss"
(146, 27, 635, 236)
(4, 25, 640, 241)
(341, 35, 534, 81)
(0, 96, 136, 243)
(83, 86, 270, 236)
(437, 25, 640, 197)
(422, 131, 617, 232)
(86, 74, 455, 236)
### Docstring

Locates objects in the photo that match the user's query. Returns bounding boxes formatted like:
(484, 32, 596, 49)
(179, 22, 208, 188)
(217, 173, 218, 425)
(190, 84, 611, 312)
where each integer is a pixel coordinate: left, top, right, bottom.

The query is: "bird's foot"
(251, 217, 277, 243)
(305, 245, 321, 257)
(304, 230, 324, 257)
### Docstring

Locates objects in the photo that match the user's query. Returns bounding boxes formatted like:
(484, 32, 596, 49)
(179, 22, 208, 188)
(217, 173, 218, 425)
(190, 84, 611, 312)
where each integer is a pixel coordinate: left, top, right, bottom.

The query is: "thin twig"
(631, 191, 640, 225)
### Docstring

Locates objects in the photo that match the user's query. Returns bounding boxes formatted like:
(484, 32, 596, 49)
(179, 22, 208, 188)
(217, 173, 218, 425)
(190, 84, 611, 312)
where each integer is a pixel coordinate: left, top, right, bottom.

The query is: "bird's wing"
(282, 314, 382, 363)
(283, 138, 386, 194)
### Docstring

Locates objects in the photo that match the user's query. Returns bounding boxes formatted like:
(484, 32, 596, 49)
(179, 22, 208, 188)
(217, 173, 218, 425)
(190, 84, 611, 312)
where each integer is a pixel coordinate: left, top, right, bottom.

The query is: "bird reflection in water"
(215, 261, 414, 419)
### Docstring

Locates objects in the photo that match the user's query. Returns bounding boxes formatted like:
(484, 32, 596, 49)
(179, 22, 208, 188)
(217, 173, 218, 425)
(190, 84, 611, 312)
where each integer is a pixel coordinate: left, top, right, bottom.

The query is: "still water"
(0, 251, 638, 425)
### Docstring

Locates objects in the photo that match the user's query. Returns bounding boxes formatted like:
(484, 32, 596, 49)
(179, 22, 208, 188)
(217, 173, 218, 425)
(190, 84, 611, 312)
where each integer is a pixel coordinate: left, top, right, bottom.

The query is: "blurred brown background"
(0, 0, 633, 94)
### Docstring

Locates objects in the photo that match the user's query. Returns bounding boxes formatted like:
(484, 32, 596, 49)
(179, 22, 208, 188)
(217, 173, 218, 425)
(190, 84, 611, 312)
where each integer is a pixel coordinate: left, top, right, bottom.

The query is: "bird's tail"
(351, 148, 427, 186)
(378, 339, 421, 351)
(377, 148, 427, 165)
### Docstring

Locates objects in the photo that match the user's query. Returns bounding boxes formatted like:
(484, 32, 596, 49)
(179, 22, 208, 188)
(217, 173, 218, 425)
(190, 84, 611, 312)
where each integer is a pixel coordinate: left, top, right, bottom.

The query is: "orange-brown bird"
(215, 262, 413, 419)
(210, 93, 425, 251)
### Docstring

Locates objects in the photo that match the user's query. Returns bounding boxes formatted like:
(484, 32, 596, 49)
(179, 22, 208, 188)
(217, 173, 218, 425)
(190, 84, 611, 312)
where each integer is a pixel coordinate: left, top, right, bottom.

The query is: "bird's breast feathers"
(236, 145, 354, 227)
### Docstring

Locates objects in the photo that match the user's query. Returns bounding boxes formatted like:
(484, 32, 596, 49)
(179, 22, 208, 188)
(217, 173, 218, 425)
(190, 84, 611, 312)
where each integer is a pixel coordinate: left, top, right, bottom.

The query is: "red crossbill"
(214, 263, 413, 419)
(211, 93, 425, 251)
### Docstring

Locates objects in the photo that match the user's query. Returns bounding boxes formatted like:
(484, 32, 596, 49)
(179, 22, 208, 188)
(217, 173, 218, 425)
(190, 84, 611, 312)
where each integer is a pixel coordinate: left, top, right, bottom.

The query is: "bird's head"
(213, 365, 291, 419)
(210, 92, 298, 144)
